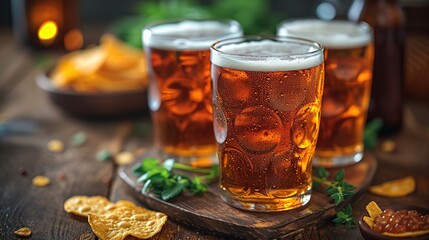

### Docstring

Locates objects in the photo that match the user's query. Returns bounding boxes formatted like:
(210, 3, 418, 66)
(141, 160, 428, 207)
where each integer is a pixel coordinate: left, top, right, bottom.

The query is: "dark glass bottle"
(359, 0, 405, 136)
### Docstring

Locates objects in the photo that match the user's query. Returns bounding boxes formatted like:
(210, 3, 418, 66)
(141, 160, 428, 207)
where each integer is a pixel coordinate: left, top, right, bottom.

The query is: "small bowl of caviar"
(359, 204, 429, 240)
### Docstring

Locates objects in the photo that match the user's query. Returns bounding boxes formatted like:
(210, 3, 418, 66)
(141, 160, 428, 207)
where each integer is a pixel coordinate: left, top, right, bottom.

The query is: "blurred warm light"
(38, 20, 58, 44)
(64, 29, 84, 51)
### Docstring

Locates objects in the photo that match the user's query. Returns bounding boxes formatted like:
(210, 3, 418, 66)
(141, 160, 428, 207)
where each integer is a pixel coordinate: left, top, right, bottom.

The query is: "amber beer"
(278, 20, 374, 167)
(211, 37, 324, 211)
(143, 20, 242, 165)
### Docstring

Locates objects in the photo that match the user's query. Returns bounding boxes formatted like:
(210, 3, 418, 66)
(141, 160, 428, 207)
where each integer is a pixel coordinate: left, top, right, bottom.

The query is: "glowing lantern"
(11, 0, 81, 50)
(38, 20, 58, 44)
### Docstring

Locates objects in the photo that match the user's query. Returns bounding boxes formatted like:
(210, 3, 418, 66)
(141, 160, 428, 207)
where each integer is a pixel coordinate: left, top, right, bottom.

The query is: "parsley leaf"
(313, 167, 357, 225)
(134, 158, 218, 201)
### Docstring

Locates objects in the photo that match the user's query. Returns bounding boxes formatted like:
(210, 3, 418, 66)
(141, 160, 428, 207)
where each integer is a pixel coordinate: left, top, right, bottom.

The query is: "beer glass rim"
(210, 35, 324, 72)
(277, 18, 372, 35)
(142, 18, 242, 46)
(277, 18, 372, 49)
(210, 35, 323, 59)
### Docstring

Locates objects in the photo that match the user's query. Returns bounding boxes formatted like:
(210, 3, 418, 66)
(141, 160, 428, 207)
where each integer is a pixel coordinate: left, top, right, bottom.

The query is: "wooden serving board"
(119, 153, 377, 239)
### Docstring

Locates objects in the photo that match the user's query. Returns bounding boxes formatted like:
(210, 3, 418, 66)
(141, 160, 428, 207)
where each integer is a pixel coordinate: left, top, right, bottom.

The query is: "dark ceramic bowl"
(36, 71, 148, 118)
(359, 205, 429, 240)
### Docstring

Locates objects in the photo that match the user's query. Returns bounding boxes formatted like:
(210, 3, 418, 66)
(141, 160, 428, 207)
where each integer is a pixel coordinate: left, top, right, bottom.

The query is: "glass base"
(220, 188, 312, 212)
(158, 150, 217, 168)
(135, 146, 217, 168)
(313, 151, 363, 168)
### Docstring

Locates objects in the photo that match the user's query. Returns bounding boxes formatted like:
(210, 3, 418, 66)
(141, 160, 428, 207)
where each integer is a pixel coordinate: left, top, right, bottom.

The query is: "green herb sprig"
(313, 168, 357, 225)
(134, 158, 357, 225)
(132, 158, 219, 201)
(332, 204, 355, 226)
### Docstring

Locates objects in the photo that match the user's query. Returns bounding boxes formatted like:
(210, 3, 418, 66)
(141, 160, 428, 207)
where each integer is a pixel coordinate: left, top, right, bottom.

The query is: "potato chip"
(70, 47, 107, 74)
(101, 34, 143, 71)
(50, 34, 147, 94)
(114, 200, 136, 207)
(64, 196, 140, 218)
(32, 176, 51, 187)
(47, 139, 64, 153)
(14, 227, 32, 237)
(64, 195, 113, 217)
(88, 204, 167, 240)
(51, 47, 106, 88)
(362, 216, 374, 229)
(366, 201, 382, 219)
(115, 152, 134, 165)
(369, 176, 416, 197)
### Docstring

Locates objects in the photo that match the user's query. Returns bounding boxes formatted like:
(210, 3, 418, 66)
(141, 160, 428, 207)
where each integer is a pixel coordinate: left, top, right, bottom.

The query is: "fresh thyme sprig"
(313, 167, 357, 225)
(132, 158, 219, 201)
(332, 204, 355, 226)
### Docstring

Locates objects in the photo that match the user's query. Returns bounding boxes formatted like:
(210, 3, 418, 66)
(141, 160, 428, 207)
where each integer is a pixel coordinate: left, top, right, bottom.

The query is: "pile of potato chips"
(64, 195, 167, 240)
(51, 34, 148, 93)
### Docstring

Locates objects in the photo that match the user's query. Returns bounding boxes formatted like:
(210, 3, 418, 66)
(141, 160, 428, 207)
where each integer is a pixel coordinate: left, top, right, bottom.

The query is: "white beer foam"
(143, 20, 242, 50)
(211, 40, 323, 72)
(278, 20, 372, 49)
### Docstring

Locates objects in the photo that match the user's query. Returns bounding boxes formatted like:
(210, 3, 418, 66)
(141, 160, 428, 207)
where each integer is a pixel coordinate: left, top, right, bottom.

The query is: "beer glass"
(143, 19, 242, 166)
(210, 36, 324, 211)
(278, 19, 374, 167)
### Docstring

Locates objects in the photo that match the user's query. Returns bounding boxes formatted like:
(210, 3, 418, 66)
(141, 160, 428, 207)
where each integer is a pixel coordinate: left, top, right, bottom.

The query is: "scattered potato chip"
(115, 152, 134, 165)
(14, 227, 32, 237)
(32, 176, 51, 187)
(64, 196, 139, 218)
(64, 196, 168, 240)
(48, 139, 64, 153)
(64, 195, 113, 217)
(50, 34, 147, 93)
(88, 204, 167, 240)
(366, 201, 382, 219)
(369, 176, 416, 197)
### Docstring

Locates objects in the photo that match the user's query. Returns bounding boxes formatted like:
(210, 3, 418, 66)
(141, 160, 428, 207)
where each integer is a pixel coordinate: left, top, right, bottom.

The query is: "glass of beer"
(278, 19, 374, 167)
(210, 36, 324, 211)
(143, 19, 242, 166)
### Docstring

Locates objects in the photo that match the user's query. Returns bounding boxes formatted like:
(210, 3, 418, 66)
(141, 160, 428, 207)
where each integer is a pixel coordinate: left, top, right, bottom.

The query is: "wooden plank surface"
(0, 50, 115, 239)
(117, 154, 376, 239)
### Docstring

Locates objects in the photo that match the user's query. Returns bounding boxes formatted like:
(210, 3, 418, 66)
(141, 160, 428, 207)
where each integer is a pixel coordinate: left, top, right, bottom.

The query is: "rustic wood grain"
(0, 61, 115, 239)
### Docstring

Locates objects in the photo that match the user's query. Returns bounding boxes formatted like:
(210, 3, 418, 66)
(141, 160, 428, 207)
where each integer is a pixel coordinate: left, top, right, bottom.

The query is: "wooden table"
(1, 28, 429, 240)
